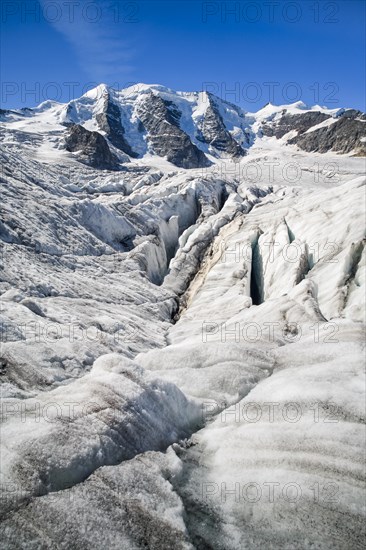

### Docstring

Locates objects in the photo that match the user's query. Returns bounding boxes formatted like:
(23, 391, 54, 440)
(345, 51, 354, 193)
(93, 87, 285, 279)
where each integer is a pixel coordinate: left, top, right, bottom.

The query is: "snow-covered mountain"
(0, 85, 365, 549)
(1, 83, 365, 171)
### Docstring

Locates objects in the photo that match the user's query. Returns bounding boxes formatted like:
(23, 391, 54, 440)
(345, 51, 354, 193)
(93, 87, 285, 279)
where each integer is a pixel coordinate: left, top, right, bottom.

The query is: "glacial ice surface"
(0, 117, 365, 548)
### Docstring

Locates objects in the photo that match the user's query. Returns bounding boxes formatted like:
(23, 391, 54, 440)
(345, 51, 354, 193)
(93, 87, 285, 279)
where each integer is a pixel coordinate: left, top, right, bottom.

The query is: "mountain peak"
(1, 84, 364, 168)
(83, 83, 110, 100)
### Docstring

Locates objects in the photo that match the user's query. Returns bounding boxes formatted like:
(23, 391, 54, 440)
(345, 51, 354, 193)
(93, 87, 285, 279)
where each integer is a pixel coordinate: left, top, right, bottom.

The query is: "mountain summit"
(0, 78, 365, 550)
(1, 84, 365, 170)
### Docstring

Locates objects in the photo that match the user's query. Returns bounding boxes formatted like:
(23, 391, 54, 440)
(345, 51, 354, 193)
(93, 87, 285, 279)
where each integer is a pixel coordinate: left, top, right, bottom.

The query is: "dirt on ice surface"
(0, 126, 365, 548)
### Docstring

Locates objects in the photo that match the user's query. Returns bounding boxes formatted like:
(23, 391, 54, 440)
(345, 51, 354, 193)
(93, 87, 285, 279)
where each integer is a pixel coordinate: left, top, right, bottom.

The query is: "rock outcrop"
(96, 92, 138, 158)
(261, 111, 331, 138)
(136, 92, 211, 169)
(64, 124, 120, 170)
(289, 110, 366, 155)
(198, 93, 247, 157)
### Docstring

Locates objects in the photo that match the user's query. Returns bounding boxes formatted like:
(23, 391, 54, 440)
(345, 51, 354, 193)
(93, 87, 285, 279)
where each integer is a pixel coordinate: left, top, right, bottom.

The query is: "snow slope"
(0, 85, 365, 549)
(2, 83, 364, 169)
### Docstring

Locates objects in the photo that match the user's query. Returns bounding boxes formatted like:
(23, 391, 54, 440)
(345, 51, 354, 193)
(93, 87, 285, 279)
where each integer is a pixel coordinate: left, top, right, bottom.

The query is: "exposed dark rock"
(60, 104, 75, 127)
(136, 93, 211, 169)
(0, 109, 25, 118)
(341, 109, 366, 120)
(261, 111, 331, 139)
(64, 124, 120, 170)
(96, 93, 138, 158)
(163, 99, 182, 126)
(259, 108, 366, 155)
(289, 111, 366, 155)
(198, 94, 247, 158)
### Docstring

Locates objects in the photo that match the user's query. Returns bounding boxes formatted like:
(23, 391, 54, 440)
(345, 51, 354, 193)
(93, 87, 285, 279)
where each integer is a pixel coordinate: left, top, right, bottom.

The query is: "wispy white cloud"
(39, 0, 141, 84)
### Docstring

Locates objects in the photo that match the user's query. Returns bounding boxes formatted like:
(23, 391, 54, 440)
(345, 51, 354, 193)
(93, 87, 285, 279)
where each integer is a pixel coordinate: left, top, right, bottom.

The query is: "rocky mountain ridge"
(0, 79, 365, 549)
(1, 84, 365, 170)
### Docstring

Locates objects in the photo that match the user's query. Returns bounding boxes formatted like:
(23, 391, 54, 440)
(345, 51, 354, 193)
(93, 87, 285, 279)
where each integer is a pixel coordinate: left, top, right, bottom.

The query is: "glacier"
(0, 83, 365, 549)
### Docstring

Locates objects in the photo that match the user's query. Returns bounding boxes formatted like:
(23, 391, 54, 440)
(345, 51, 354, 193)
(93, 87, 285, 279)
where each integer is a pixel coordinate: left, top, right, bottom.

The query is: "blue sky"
(1, 0, 365, 110)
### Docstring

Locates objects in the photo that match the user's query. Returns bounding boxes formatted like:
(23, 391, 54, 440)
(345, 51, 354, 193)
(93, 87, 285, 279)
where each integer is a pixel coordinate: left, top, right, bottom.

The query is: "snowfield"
(0, 85, 365, 549)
